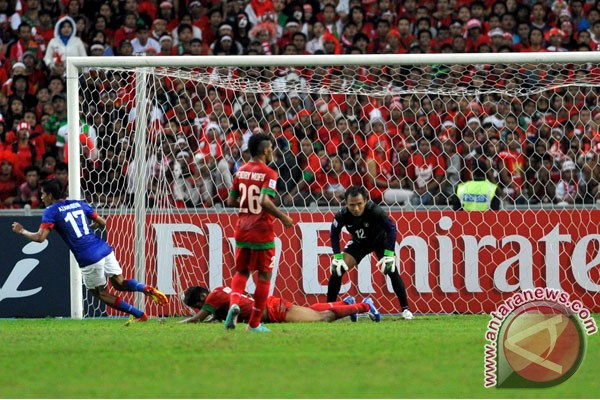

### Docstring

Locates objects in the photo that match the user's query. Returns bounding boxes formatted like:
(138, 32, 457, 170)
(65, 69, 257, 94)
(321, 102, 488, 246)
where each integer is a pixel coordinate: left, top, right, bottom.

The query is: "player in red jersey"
(226, 133, 294, 332)
(179, 286, 373, 324)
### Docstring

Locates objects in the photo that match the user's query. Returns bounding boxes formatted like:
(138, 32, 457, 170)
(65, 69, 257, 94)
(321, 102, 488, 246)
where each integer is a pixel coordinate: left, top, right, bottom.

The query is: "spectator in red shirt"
(10, 121, 42, 179)
(336, 115, 365, 167)
(546, 27, 568, 52)
(429, 0, 448, 22)
(366, 137, 413, 205)
(291, 31, 309, 54)
(114, 11, 138, 48)
(0, 151, 19, 208)
(497, 130, 528, 204)
(21, 50, 47, 93)
(396, 16, 416, 51)
(465, 18, 488, 52)
(554, 159, 579, 205)
(339, 22, 358, 53)
(320, 155, 353, 206)
(316, 110, 339, 155)
(523, 27, 546, 52)
(370, 18, 391, 54)
(198, 7, 222, 47)
(276, 18, 301, 53)
(20, 110, 46, 157)
(383, 28, 405, 53)
(245, 0, 275, 28)
(366, 116, 391, 151)
(39, 152, 56, 180)
(386, 100, 404, 139)
(36, 9, 55, 45)
(416, 29, 434, 53)
(398, 0, 418, 21)
(288, 137, 323, 206)
(89, 16, 113, 45)
(155, 1, 176, 30)
(16, 164, 41, 208)
(408, 137, 446, 206)
(2, 62, 25, 96)
(7, 22, 44, 69)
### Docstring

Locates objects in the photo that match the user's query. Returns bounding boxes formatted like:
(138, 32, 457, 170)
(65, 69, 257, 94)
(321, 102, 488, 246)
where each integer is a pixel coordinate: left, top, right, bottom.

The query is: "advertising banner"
(0, 217, 71, 317)
(108, 210, 600, 315)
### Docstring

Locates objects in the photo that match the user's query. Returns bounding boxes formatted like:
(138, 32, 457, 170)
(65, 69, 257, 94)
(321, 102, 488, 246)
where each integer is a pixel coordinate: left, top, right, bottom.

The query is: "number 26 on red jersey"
(238, 183, 262, 214)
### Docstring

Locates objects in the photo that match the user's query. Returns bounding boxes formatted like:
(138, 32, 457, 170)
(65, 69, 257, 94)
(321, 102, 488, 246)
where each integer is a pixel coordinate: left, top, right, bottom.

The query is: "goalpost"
(66, 53, 600, 319)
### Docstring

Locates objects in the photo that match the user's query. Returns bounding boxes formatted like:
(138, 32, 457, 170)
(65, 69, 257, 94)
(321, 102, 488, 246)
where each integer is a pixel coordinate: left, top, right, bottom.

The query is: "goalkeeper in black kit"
(328, 186, 414, 320)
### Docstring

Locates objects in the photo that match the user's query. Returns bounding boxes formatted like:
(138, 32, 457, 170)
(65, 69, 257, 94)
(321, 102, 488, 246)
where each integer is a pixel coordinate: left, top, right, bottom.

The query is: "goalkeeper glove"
(331, 253, 348, 277)
(376, 251, 396, 274)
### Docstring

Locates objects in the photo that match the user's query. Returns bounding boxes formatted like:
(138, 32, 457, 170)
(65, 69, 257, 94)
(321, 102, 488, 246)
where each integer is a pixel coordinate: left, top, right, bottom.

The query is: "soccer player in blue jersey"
(11, 179, 168, 323)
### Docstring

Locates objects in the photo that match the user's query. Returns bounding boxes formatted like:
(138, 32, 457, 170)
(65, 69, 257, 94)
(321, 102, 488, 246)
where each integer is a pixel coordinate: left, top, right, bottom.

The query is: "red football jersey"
(230, 161, 279, 247)
(201, 286, 254, 322)
(497, 150, 525, 189)
(407, 152, 446, 188)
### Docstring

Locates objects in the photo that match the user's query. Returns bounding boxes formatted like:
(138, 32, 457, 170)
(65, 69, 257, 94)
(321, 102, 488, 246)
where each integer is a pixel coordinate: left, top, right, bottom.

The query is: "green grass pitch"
(1, 315, 598, 398)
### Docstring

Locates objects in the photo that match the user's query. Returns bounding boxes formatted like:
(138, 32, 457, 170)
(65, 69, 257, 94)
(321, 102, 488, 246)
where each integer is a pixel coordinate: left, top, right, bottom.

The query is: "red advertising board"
(107, 210, 600, 315)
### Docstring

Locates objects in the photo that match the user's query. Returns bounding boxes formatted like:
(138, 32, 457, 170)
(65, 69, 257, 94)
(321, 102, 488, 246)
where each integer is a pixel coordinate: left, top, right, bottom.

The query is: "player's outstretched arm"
(179, 308, 211, 324)
(259, 193, 294, 228)
(90, 215, 107, 230)
(11, 222, 50, 243)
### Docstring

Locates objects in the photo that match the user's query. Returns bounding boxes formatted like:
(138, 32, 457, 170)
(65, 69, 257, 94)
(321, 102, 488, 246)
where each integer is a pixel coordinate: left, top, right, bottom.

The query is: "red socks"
(309, 302, 370, 318)
(248, 279, 270, 328)
(229, 273, 248, 306)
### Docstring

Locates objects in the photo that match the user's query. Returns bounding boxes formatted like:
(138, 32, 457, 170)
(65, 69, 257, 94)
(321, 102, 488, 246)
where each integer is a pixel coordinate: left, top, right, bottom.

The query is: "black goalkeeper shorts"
(343, 240, 385, 264)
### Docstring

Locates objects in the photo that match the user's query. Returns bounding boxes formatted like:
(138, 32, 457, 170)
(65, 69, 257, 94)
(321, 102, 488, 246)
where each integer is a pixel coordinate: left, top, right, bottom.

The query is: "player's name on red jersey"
(231, 162, 279, 246)
(235, 170, 268, 181)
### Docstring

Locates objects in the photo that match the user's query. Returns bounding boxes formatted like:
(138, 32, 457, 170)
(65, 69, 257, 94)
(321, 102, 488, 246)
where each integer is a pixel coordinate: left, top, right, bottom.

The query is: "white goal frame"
(66, 52, 600, 318)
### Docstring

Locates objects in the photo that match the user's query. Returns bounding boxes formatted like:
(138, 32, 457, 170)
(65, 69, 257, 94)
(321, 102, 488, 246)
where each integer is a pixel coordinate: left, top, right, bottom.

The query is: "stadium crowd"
(0, 0, 600, 209)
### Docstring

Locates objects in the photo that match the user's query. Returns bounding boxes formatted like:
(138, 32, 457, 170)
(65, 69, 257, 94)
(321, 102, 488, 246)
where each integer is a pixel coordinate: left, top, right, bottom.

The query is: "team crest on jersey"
(268, 179, 277, 189)
(364, 223, 369, 227)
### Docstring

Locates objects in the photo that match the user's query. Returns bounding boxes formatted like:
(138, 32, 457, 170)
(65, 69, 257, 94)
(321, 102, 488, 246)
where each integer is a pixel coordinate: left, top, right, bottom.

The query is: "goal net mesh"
(76, 61, 600, 317)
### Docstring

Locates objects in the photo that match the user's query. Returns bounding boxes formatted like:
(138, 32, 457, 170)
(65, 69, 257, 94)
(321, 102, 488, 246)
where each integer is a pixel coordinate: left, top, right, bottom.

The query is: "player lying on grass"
(11, 178, 168, 324)
(179, 286, 381, 325)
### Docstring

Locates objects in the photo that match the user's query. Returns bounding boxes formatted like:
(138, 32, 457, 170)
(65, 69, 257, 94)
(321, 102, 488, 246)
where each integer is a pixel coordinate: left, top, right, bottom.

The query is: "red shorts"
(266, 296, 293, 323)
(235, 247, 275, 273)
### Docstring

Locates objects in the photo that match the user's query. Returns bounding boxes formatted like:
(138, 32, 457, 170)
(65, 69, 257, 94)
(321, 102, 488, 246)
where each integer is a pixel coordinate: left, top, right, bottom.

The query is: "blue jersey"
(41, 200, 113, 267)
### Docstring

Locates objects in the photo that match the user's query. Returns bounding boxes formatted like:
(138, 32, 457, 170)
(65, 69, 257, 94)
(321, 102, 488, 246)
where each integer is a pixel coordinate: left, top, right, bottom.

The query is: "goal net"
(66, 53, 600, 318)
